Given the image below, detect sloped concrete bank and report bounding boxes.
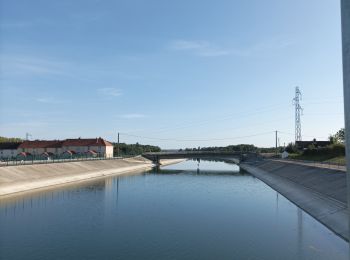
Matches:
[0,157,184,198]
[240,159,348,241]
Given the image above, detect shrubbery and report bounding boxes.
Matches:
[113,142,161,156]
[185,144,258,153]
[302,144,345,157]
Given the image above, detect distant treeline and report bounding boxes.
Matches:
[0,136,23,143]
[181,145,286,154]
[113,142,161,156]
[182,144,259,153]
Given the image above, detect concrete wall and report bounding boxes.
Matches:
[18,145,113,158]
[105,146,113,158]
[241,159,348,241]
[247,160,347,203]
[0,157,153,197]
[61,145,113,157]
[0,149,17,159]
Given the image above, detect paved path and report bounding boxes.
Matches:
[272,159,346,172]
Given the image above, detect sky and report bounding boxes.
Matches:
[0,0,345,149]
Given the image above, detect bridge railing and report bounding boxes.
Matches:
[143,151,253,156]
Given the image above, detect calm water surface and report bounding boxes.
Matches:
[0,160,348,259]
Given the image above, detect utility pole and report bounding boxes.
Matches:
[341,0,350,239]
[275,130,278,156]
[293,86,303,142]
[117,132,120,157]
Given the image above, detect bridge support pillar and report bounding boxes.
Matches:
[153,155,160,166]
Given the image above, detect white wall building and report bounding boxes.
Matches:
[18,138,114,158]
[0,142,21,159]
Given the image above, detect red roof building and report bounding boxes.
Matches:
[62,138,113,147]
[17,138,114,158]
[19,140,63,149]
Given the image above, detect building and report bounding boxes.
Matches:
[61,138,114,158]
[0,142,21,159]
[281,151,289,159]
[18,140,63,157]
[295,139,331,150]
[17,138,114,158]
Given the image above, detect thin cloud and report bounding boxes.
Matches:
[168,40,231,57]
[118,113,147,119]
[36,97,66,104]
[250,36,296,53]
[97,88,122,97]
[1,55,70,76]
[168,37,295,57]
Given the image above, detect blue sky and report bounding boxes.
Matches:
[0,0,345,149]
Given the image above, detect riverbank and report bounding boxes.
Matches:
[0,157,184,198]
[240,159,348,241]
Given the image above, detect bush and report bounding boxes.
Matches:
[329,143,345,156]
[285,142,298,153]
[302,143,345,158]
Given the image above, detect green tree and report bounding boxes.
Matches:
[285,142,298,153]
[113,142,161,156]
[334,128,345,143]
[0,136,23,143]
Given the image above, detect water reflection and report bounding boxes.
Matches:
[297,208,303,259]
[0,180,108,216]
[0,160,348,260]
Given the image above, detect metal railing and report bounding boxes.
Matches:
[0,154,131,167]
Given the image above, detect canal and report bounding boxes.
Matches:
[0,160,348,259]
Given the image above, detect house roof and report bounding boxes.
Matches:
[86,150,98,154]
[62,138,113,147]
[63,150,77,155]
[296,140,331,145]
[295,140,331,149]
[17,138,113,149]
[0,142,22,150]
[41,152,54,156]
[18,140,63,149]
[17,152,32,156]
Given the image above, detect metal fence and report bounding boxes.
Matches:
[0,155,131,167]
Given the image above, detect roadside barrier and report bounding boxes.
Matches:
[0,155,137,167]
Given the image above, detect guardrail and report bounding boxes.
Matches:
[0,155,139,167]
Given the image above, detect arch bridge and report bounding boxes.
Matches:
[142,151,258,165]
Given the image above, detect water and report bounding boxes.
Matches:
[0,160,348,259]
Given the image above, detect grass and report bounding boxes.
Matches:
[287,153,346,165]
[324,156,346,165]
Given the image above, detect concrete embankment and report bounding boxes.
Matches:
[240,159,348,241]
[0,157,184,198]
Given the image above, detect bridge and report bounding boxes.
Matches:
[142,151,258,165]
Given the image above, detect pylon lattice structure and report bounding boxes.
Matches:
[293,86,303,142]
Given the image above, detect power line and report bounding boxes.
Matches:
[119,100,342,137]
[277,131,329,140]
[119,131,274,142]
[122,103,287,135]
